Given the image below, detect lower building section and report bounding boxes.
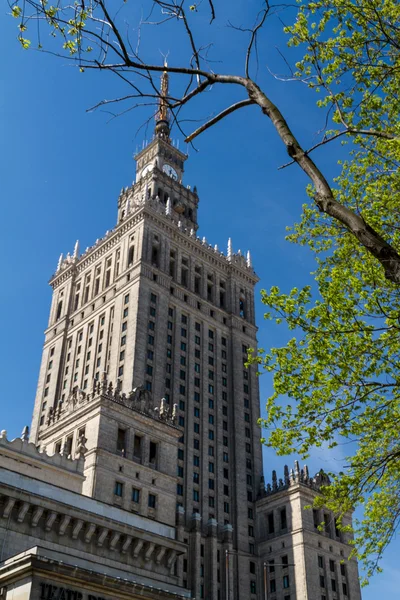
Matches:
[0,428,362,600]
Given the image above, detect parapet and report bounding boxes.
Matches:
[260,461,331,498]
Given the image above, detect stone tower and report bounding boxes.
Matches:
[30,66,263,600]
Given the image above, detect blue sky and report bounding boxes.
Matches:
[1,1,398,595]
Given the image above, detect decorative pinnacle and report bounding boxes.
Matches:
[20,425,29,442]
[166,198,172,216]
[56,253,63,272]
[73,240,79,259]
[227,238,232,260]
[246,250,252,268]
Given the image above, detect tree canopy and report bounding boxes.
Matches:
[8,0,400,580]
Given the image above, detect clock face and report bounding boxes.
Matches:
[163,163,178,180]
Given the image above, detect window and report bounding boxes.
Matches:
[247,474,252,485]
[145,380,152,391]
[149,441,158,466]
[148,335,154,345]
[248,525,254,537]
[329,560,335,572]
[283,575,290,589]
[193,472,200,484]
[209,430,214,440]
[209,496,215,508]
[194,407,200,417]
[209,462,215,473]
[250,581,256,595]
[270,580,276,593]
[193,490,199,502]
[181,328,187,337]
[320,575,325,588]
[208,445,214,456]
[179,384,186,395]
[318,556,324,569]
[194,422,200,433]
[179,416,185,427]
[124,294,129,304]
[150,293,157,303]
[223,436,228,446]
[180,370,186,380]
[342,582,348,596]
[117,428,126,454]
[178,449,184,460]
[194,455,200,466]
[133,435,142,459]
[148,494,157,508]
[209,414,214,425]
[331,579,336,592]
[281,507,287,529]
[118,365,124,376]
[282,555,288,567]
[177,484,183,496]
[209,384,214,394]
[249,562,256,575]
[114,481,123,497]
[223,452,229,463]
[209,479,215,490]
[177,466,184,477]
[195,335,201,345]
[194,439,200,450]
[132,488,140,503]
[148,321,155,331]
[267,512,275,534]
[181,342,187,351]
[224,502,230,513]
[245,428,251,438]
[340,564,346,576]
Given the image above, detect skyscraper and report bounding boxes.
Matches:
[29,67,262,600]
[23,68,362,600]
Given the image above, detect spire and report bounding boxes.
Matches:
[155,59,170,140]
[166,198,172,216]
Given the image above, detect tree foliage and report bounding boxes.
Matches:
[254,0,400,581]
[8,0,400,578]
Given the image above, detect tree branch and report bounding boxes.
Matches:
[185,98,255,142]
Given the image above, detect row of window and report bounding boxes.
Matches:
[319,575,347,595]
[114,481,157,508]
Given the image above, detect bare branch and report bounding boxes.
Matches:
[185,98,255,142]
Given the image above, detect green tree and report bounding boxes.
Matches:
[252,0,400,581]
[8,0,400,576]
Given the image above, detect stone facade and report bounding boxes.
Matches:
[257,464,361,600]
[0,68,362,600]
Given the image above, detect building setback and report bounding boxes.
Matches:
[0,68,362,600]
